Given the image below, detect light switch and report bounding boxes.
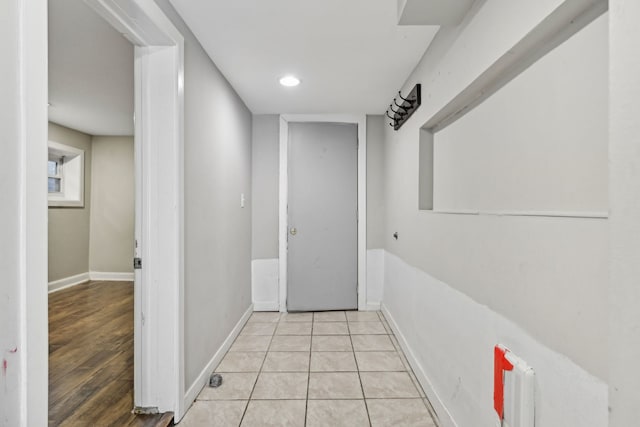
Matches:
[240,193,246,208]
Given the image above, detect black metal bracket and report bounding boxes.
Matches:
[385,84,421,131]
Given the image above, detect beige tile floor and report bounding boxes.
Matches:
[180,311,438,427]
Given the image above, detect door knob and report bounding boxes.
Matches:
[290,227,297,236]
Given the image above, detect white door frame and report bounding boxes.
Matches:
[17,0,186,420]
[279,115,368,312]
[85,0,186,418]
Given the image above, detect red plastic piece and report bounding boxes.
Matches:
[494,345,514,420]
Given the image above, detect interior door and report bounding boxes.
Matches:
[287,122,358,311]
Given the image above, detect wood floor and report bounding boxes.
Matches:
[49,281,170,426]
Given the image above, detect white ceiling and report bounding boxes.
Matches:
[48,0,134,136]
[168,0,440,114]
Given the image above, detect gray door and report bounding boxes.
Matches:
[287,122,358,312]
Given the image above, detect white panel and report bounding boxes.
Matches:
[366,249,385,307]
[251,259,279,311]
[382,250,608,427]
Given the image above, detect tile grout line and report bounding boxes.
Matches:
[347,316,373,427]
[192,311,435,426]
[304,312,314,427]
[237,312,279,426]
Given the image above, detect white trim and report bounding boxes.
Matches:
[89,271,135,281]
[365,302,381,311]
[421,209,609,219]
[251,258,280,311]
[278,117,288,312]
[48,272,90,293]
[19,0,49,423]
[278,114,367,312]
[382,303,458,427]
[84,0,185,419]
[47,140,85,207]
[183,305,253,410]
[47,272,135,293]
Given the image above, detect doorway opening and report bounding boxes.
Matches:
[45,0,186,421]
[279,115,368,313]
[286,122,359,312]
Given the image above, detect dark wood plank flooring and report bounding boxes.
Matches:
[49,281,170,426]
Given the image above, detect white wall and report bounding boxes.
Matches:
[433,16,607,213]
[609,0,640,425]
[381,2,608,426]
[153,0,253,393]
[89,135,134,274]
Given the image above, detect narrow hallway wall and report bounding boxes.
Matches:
[153,0,253,397]
[380,3,608,427]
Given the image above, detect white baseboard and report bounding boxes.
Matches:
[382,303,458,427]
[49,271,135,293]
[48,272,90,293]
[253,301,279,311]
[89,271,134,281]
[252,258,279,311]
[182,304,254,418]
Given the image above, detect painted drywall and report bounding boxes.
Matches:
[366,115,385,249]
[383,250,607,427]
[152,0,253,392]
[381,2,608,426]
[251,114,280,260]
[433,14,607,213]
[48,122,92,282]
[609,0,640,425]
[89,135,134,274]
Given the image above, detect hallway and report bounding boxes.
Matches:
[181,310,436,426]
[6,0,636,425]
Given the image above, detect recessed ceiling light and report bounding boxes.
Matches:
[279,75,300,87]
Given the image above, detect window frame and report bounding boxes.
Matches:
[47,140,85,207]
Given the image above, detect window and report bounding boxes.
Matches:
[48,141,85,207]
[47,158,62,193]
